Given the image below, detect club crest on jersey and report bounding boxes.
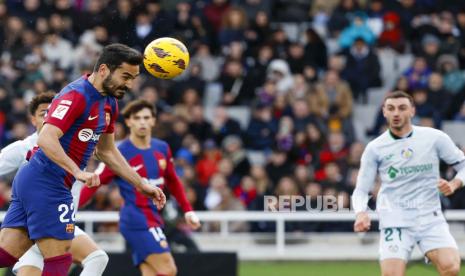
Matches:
[66,223,74,233]
[78,128,101,142]
[160,240,168,249]
[158,159,166,170]
[401,148,413,159]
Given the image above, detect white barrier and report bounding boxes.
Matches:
[1,210,464,259]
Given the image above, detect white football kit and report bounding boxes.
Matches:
[0,133,87,273]
[352,126,465,261]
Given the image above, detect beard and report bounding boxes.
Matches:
[102,74,128,99]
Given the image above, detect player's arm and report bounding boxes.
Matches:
[0,141,25,176]
[40,91,100,187]
[164,146,200,229]
[436,131,465,195]
[79,162,116,208]
[95,133,166,209]
[352,144,378,232]
[38,124,99,187]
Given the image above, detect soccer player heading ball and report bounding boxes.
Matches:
[0,44,166,275]
[352,91,465,276]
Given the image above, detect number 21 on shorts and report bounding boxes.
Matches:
[384,227,402,242]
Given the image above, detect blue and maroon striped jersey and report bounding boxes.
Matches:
[80,138,193,230]
[32,75,118,188]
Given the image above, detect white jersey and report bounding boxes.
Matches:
[0,133,82,205]
[352,126,465,228]
[0,133,38,176]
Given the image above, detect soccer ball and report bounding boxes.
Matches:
[143,37,190,79]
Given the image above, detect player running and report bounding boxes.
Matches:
[80,99,201,276]
[0,92,109,275]
[352,91,464,276]
[0,44,166,276]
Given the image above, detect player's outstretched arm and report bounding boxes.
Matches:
[95,133,166,209]
[38,124,99,187]
[164,146,200,230]
[352,144,378,232]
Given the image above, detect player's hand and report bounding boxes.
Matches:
[354,212,371,232]
[139,180,166,210]
[75,170,100,188]
[437,178,459,196]
[184,211,201,230]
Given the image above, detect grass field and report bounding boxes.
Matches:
[239,261,464,276]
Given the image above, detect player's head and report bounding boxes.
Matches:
[382,91,415,131]
[29,92,55,132]
[122,99,156,138]
[93,44,143,99]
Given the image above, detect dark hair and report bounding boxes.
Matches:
[29,92,55,115]
[383,91,414,106]
[93,43,143,72]
[121,99,156,119]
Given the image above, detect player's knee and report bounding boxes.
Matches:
[381,267,404,276]
[158,263,177,276]
[438,260,460,276]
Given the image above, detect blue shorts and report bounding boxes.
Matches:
[2,159,74,240]
[120,226,171,266]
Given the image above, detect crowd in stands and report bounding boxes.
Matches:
[1,0,465,233]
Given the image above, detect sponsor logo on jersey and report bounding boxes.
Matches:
[78,128,101,142]
[388,166,399,179]
[387,163,433,179]
[66,223,74,233]
[159,159,166,170]
[51,104,70,120]
[401,148,413,159]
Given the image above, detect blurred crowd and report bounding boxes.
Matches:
[2,0,465,233]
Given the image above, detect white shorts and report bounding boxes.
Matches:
[12,225,87,274]
[379,213,457,261]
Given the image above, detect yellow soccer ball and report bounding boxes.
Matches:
[143,37,190,79]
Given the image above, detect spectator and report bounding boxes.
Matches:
[341,37,381,103]
[304,28,327,71]
[211,105,242,145]
[314,70,353,119]
[245,102,277,151]
[222,135,251,177]
[378,11,406,53]
[196,139,222,187]
[402,56,432,91]
[219,7,248,47]
[338,12,376,49]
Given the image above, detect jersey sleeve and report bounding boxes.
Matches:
[105,98,118,134]
[0,141,26,176]
[78,162,116,207]
[164,145,193,213]
[435,130,465,184]
[44,91,86,133]
[351,143,378,213]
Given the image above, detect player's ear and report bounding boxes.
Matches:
[30,114,37,128]
[98,64,110,78]
[410,104,416,118]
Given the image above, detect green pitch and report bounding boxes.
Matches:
[240,261,464,276]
